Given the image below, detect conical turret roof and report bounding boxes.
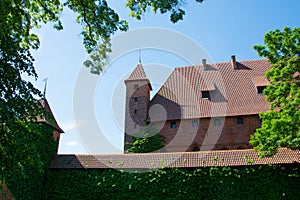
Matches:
[125,64,148,81]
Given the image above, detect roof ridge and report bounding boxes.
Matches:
[37,98,64,133]
[59,148,293,157]
[174,59,267,69]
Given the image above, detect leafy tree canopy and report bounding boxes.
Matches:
[250,27,300,157]
[126,0,203,23]
[125,126,165,153]
[0,0,203,183]
[83,0,204,74]
[0,0,62,183]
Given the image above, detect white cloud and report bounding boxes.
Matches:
[60,120,84,132]
[66,141,78,146]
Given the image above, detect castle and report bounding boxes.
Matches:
[124,55,270,152]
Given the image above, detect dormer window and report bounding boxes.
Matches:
[257,86,266,94]
[252,77,269,95]
[201,91,210,99]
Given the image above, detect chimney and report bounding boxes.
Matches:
[230,55,237,69]
[202,58,207,70]
[231,55,237,69]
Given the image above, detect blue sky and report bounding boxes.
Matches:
[30,0,300,154]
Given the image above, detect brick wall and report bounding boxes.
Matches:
[124,80,151,145]
[153,115,261,152]
[123,73,262,153]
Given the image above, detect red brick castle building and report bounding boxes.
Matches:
[124,56,270,152]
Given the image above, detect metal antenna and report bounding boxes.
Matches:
[42,78,48,99]
[138,49,142,64]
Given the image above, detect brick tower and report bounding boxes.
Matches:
[124,64,152,151]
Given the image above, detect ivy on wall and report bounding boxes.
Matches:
[2,124,58,200]
[44,164,299,200]
[1,123,299,200]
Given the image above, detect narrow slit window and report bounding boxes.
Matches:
[134,84,139,90]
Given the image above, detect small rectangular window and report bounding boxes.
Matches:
[134,84,139,90]
[201,91,210,99]
[134,97,138,102]
[257,86,266,94]
[134,109,137,114]
[214,119,221,126]
[171,122,177,129]
[192,120,199,127]
[237,117,243,124]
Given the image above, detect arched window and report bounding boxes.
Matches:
[192,146,200,151]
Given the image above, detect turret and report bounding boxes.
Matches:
[124,64,152,151]
[37,98,64,154]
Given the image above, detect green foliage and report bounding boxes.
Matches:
[43,164,300,199]
[1,0,204,187]
[64,0,128,53]
[0,0,64,184]
[83,0,204,73]
[125,125,165,153]
[3,124,58,199]
[83,39,112,75]
[125,0,204,23]
[251,27,300,156]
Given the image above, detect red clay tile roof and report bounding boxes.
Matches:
[126,64,148,81]
[252,76,269,86]
[149,59,270,121]
[37,99,64,133]
[49,148,299,169]
[125,63,153,90]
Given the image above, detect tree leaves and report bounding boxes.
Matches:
[125,125,165,153]
[125,0,203,23]
[0,0,204,185]
[0,0,62,183]
[251,27,300,156]
[83,39,112,74]
[65,0,129,53]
